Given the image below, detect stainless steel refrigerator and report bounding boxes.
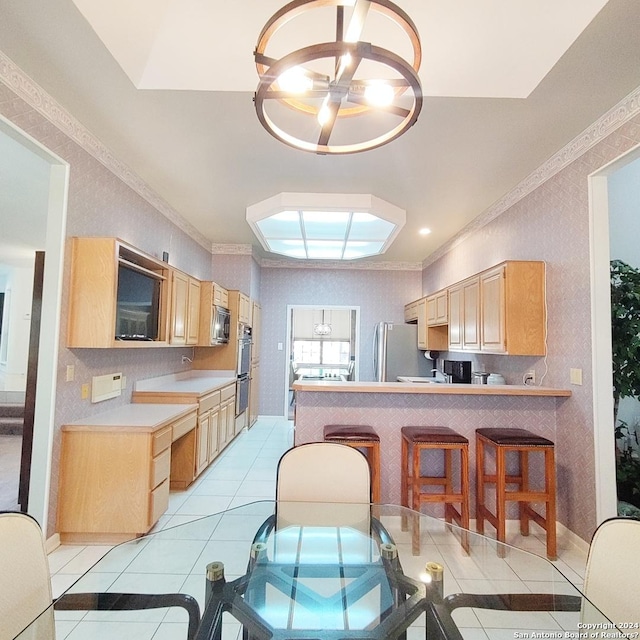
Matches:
[373,322,432,381]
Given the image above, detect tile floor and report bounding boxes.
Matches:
[46,416,589,640]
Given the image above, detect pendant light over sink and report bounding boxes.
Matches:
[253,0,423,155]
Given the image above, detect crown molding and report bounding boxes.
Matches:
[0,50,211,252]
[423,84,640,268]
[259,258,422,271]
[211,244,254,255]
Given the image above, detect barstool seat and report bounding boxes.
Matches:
[401,426,470,551]
[476,427,557,559]
[323,424,381,503]
[324,424,379,441]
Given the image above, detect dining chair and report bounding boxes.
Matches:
[433,516,640,635]
[0,511,201,640]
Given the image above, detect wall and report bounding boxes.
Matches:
[259,266,422,415]
[420,113,640,541]
[0,78,214,535]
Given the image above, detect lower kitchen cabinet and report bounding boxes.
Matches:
[57,405,197,543]
[249,363,260,427]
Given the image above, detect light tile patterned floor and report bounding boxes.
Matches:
[47,416,587,640]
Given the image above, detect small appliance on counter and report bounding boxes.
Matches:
[487,373,506,385]
[472,371,490,384]
[442,360,472,384]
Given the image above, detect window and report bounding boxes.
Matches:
[293,340,350,365]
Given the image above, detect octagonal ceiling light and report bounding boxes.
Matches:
[247,193,405,260]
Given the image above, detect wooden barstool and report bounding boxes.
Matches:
[476,427,557,560]
[323,424,381,503]
[400,426,470,550]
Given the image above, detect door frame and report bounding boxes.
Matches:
[0,114,69,528]
[589,140,640,523]
[284,304,360,418]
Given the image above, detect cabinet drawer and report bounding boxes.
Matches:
[172,410,197,442]
[199,390,221,413]
[152,426,172,456]
[151,447,171,489]
[221,384,235,402]
[149,479,169,526]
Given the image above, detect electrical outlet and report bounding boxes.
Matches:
[523,370,535,385]
[81,383,89,399]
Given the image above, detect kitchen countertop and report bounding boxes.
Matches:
[134,370,237,394]
[63,403,197,432]
[292,380,571,397]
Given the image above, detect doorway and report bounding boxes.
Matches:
[589,141,640,523]
[0,115,68,525]
[284,305,360,419]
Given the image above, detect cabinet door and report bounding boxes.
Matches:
[416,298,428,349]
[226,398,236,442]
[462,278,480,350]
[186,278,201,345]
[170,270,189,345]
[208,407,220,463]
[251,302,261,363]
[219,401,229,449]
[196,411,210,476]
[435,292,448,324]
[426,296,437,325]
[249,363,259,427]
[404,301,418,323]
[448,285,463,350]
[480,266,506,353]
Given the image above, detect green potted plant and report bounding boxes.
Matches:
[610,259,640,509]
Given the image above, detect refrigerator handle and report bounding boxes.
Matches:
[373,324,378,380]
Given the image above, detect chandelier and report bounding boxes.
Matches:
[253,0,423,155]
[313,310,332,335]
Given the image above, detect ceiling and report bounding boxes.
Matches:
[1,0,640,265]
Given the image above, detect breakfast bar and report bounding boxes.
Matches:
[293,380,571,511]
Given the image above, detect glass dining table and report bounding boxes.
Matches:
[14,501,615,640]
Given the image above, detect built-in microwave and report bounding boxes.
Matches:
[210,305,230,345]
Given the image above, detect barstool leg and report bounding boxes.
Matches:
[545,447,557,560]
[519,450,530,536]
[401,436,408,508]
[460,445,470,553]
[444,449,453,524]
[371,443,381,503]
[476,437,485,535]
[495,446,507,556]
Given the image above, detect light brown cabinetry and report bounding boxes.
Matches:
[236,292,252,326]
[57,406,197,543]
[404,300,418,323]
[169,270,200,345]
[447,261,545,355]
[133,382,237,480]
[426,290,448,326]
[213,283,229,307]
[67,237,170,348]
[416,298,428,349]
[249,362,260,427]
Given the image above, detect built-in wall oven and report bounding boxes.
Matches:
[236,323,252,416]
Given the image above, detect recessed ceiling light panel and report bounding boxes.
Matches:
[247,192,405,260]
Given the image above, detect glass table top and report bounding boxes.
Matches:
[14,501,615,640]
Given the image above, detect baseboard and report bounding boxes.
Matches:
[45,532,60,554]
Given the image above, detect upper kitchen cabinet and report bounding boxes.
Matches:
[212,283,228,308]
[415,297,448,352]
[480,261,546,355]
[168,269,200,346]
[237,292,252,326]
[251,301,261,364]
[448,261,546,356]
[426,290,448,326]
[67,237,170,348]
[447,277,480,351]
[198,281,231,347]
[404,300,419,323]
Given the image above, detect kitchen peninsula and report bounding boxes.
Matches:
[293,380,570,507]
